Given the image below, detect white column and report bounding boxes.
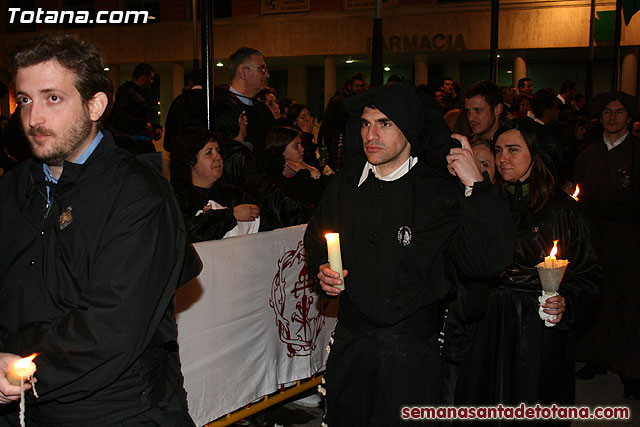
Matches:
[414,53,428,86]
[621,47,639,96]
[513,55,526,88]
[324,57,337,111]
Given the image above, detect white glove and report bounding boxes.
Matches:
[538,291,558,327]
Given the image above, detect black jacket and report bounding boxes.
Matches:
[0,131,201,425]
[172,181,255,243]
[304,160,516,326]
[219,139,313,229]
[215,90,275,158]
[110,80,161,136]
[163,88,207,152]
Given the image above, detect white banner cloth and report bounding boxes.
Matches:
[176,225,338,426]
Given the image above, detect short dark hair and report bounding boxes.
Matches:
[284,103,309,128]
[132,63,154,79]
[229,47,263,79]
[518,78,531,90]
[256,87,278,104]
[214,102,243,141]
[532,90,558,119]
[465,80,503,108]
[265,126,300,156]
[188,68,203,86]
[8,32,112,118]
[277,96,295,117]
[441,77,454,86]
[559,80,577,95]
[264,126,301,174]
[170,127,220,185]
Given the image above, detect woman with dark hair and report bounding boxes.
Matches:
[277,96,295,121]
[170,127,260,242]
[454,118,601,411]
[284,103,320,169]
[257,87,281,121]
[264,126,327,211]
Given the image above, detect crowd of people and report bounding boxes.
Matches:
[0,32,638,427]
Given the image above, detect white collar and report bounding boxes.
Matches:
[358,156,417,187]
[603,131,629,151]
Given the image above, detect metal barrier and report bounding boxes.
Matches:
[206,375,323,427]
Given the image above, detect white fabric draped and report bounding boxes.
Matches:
[176,225,338,426]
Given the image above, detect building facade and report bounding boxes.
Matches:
[1,0,639,121]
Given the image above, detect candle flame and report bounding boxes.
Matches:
[571,184,580,201]
[14,353,37,369]
[325,232,339,242]
[549,240,558,258]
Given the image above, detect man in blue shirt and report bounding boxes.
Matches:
[0,33,200,426]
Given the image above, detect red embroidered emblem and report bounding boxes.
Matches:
[269,240,328,357]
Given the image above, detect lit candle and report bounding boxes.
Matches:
[324,233,345,290]
[544,240,559,268]
[6,354,37,386]
[571,184,580,201]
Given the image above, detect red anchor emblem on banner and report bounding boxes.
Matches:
[269,240,329,357]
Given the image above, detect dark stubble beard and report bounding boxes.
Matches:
[28,110,93,166]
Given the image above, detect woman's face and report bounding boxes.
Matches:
[472,144,496,183]
[191,140,223,188]
[494,129,532,183]
[294,108,311,129]
[519,98,532,114]
[264,93,281,120]
[283,136,304,163]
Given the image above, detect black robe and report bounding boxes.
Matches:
[0,132,201,426]
[304,161,515,426]
[172,181,255,243]
[218,139,312,229]
[454,186,601,413]
[574,134,640,380]
[214,90,275,159]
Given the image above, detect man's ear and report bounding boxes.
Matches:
[494,102,503,116]
[88,92,109,122]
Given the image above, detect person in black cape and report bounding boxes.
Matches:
[303,80,516,426]
[452,118,601,423]
[574,92,640,399]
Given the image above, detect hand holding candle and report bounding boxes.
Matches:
[0,353,34,405]
[536,240,569,327]
[6,354,37,386]
[324,233,345,291]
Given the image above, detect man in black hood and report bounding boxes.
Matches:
[304,80,515,426]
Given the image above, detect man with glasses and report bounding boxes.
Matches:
[216,47,275,159]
